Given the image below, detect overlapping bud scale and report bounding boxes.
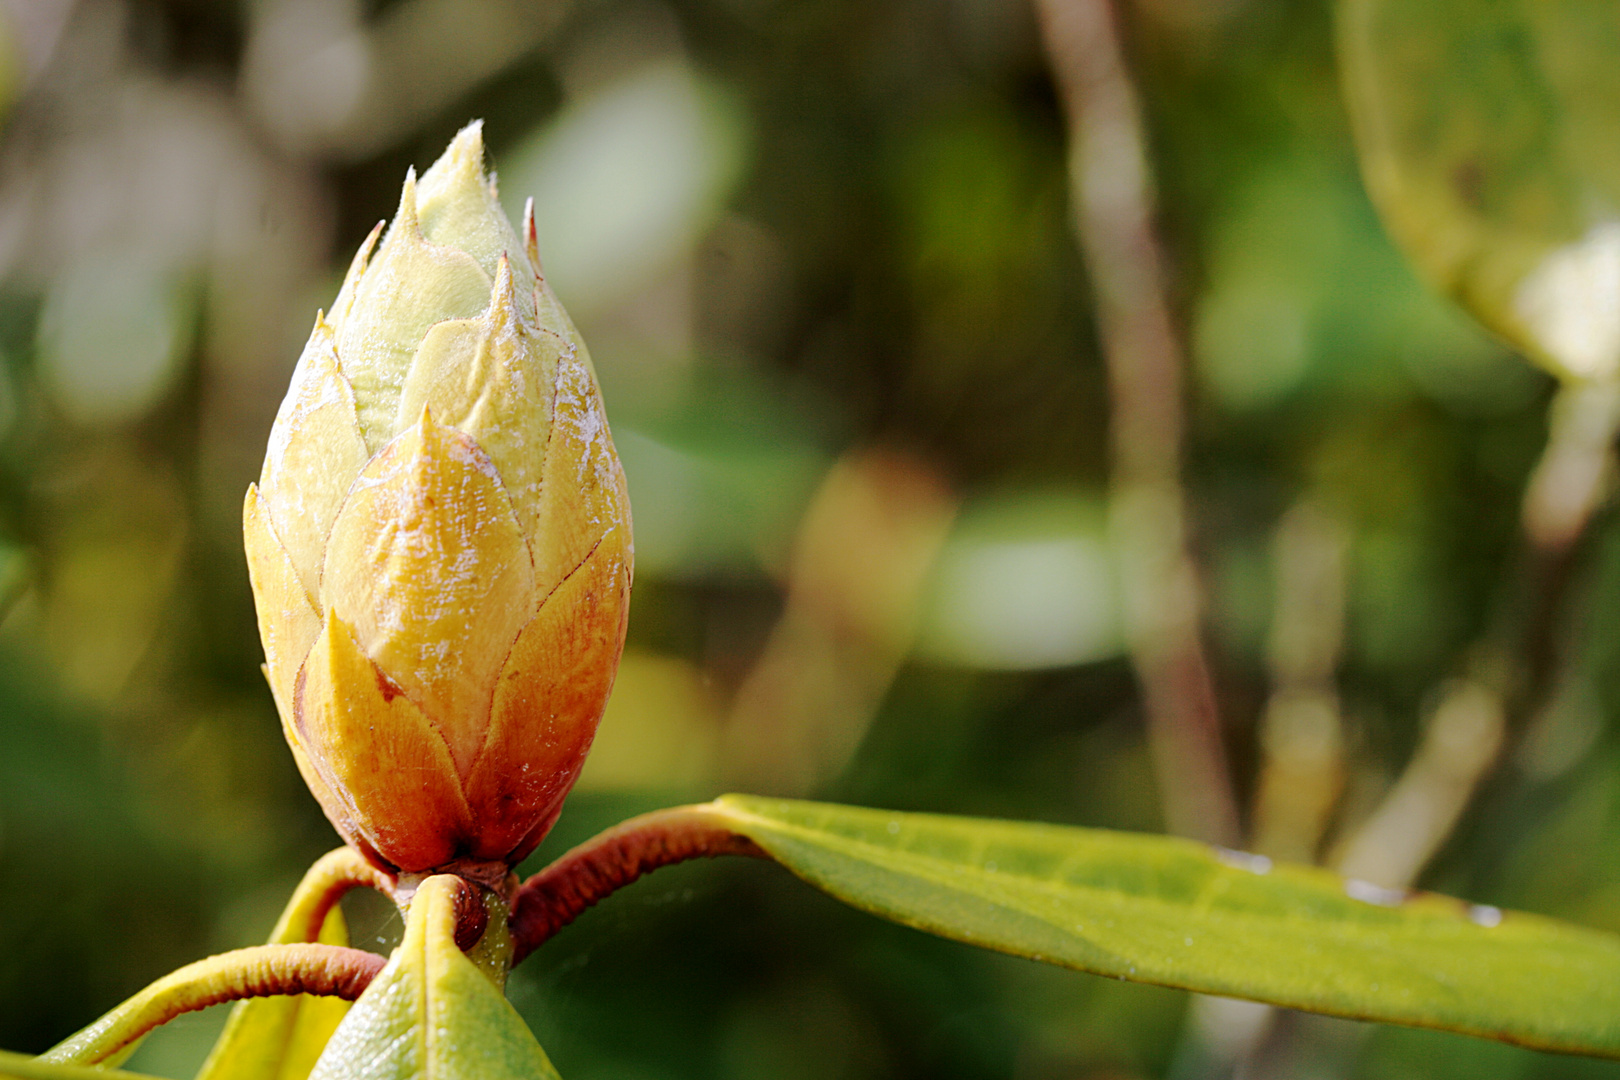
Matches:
[243,124,632,881]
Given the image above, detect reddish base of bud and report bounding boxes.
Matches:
[392,858,518,900]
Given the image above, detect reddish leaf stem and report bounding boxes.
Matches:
[509,806,765,965]
[42,944,386,1066]
[280,846,394,944]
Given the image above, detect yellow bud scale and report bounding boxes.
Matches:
[244,123,633,884]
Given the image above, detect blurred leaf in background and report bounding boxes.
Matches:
[1339,0,1620,381]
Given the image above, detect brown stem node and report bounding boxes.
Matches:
[452,877,491,952]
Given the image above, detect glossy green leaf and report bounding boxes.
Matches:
[0,1049,161,1080]
[1337,0,1620,380]
[309,876,560,1080]
[706,795,1620,1057]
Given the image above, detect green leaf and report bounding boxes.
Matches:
[0,1049,162,1080]
[309,877,560,1080]
[1337,0,1620,380]
[707,795,1620,1057]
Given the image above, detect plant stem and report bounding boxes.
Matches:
[1332,379,1619,889]
[1251,500,1350,865]
[40,944,385,1067]
[1033,0,1240,846]
[272,846,394,944]
[509,805,764,965]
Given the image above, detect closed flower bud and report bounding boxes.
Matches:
[243,123,632,883]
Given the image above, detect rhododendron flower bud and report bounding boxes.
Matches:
[243,123,632,884]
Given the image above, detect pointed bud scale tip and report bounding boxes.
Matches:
[329,222,384,332]
[396,168,421,236]
[522,198,542,273]
[489,255,519,328]
[244,123,632,883]
[427,121,486,186]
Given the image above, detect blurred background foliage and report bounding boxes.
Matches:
[0,0,1613,1078]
